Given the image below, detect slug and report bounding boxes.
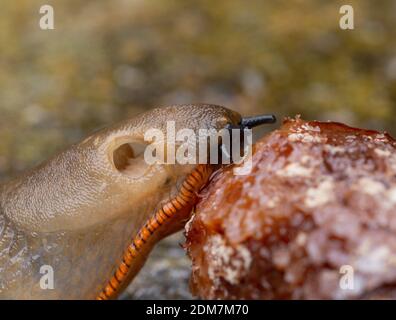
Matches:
[0,104,275,299]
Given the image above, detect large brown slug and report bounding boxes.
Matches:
[0,104,250,299]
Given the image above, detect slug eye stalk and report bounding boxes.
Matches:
[222,114,277,164]
[240,114,277,129]
[226,114,276,130]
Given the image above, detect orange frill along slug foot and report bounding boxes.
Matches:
[185,116,396,300]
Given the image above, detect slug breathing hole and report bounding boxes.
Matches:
[113,142,148,173]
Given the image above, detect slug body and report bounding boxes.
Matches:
[0,104,241,299]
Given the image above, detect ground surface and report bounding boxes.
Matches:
[121,232,193,300]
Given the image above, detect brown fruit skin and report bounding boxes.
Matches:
[185,117,396,299]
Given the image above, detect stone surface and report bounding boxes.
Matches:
[122,232,193,300]
[186,118,396,299]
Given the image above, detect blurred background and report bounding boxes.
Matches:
[1,0,395,298]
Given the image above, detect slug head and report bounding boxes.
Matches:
[2,104,242,233]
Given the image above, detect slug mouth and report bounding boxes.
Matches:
[112,141,150,178]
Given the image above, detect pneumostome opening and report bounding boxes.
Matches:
[113,142,149,177]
